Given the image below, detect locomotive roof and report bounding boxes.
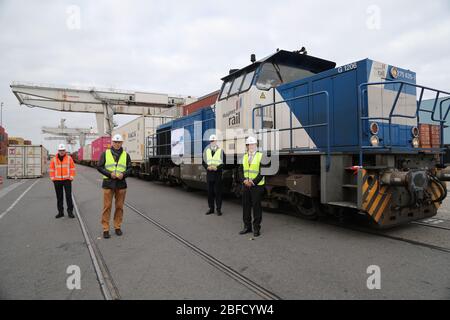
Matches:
[221,50,336,81]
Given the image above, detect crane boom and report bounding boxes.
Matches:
[10,83,196,135]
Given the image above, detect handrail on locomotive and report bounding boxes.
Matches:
[357,81,450,167]
[251,91,331,171]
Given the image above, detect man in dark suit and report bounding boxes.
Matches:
[203,135,225,216]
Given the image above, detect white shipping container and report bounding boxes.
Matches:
[7,145,48,179]
[83,144,92,161]
[113,116,169,162]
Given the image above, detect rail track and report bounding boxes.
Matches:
[72,194,121,300]
[75,170,282,300]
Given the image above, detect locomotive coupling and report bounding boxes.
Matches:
[380,170,428,188]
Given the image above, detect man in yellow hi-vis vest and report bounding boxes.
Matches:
[239,136,265,237]
[203,134,225,216]
[97,134,132,239]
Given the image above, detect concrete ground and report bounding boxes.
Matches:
[0,165,449,300]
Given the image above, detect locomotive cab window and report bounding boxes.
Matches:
[256,63,282,90]
[219,80,232,100]
[256,62,318,90]
[241,70,255,92]
[219,70,256,100]
[229,74,245,96]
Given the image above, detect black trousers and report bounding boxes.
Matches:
[242,185,264,231]
[207,179,223,211]
[53,180,74,214]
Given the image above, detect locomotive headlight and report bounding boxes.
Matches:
[370,135,380,147]
[411,126,419,138]
[370,122,379,135]
[412,137,420,148]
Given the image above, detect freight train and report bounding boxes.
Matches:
[139,49,450,228]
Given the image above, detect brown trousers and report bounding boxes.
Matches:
[102,188,127,231]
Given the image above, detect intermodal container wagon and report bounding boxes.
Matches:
[78,147,84,162]
[83,144,92,162]
[113,116,170,163]
[92,136,111,162]
[149,107,215,159]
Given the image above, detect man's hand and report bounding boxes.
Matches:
[117,173,124,180]
[110,172,117,179]
[211,166,217,171]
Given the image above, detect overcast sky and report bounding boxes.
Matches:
[0,0,449,153]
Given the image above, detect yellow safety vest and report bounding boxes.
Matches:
[103,149,127,179]
[243,152,265,186]
[206,147,223,166]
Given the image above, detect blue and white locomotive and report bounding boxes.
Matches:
[145,49,450,228]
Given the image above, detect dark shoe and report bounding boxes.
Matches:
[103,231,111,239]
[216,209,222,216]
[115,229,123,236]
[205,210,214,215]
[239,228,252,235]
[68,212,75,219]
[55,213,64,219]
[253,230,261,237]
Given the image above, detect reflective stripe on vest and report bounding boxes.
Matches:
[52,156,72,180]
[103,149,127,179]
[206,148,223,166]
[243,152,265,186]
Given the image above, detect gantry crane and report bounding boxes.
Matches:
[11,83,196,135]
[41,119,97,147]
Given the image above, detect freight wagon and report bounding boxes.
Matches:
[113,116,172,176]
[143,49,450,229]
[92,136,111,164]
[144,107,216,186]
[82,144,92,166]
[7,145,48,179]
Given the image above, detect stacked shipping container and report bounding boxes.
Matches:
[182,91,219,116]
[8,136,25,145]
[0,126,8,164]
[419,124,441,149]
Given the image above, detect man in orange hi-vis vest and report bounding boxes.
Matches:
[49,144,76,219]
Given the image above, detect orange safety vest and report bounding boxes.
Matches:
[49,155,76,181]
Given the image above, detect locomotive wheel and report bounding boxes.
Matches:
[290,193,320,220]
